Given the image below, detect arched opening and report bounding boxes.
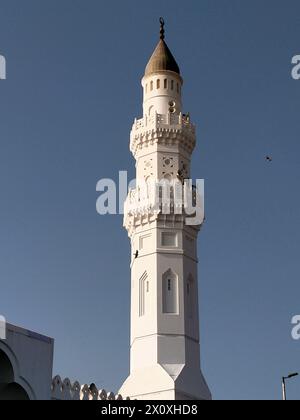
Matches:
[0,383,29,401]
[0,350,14,383]
[0,350,29,401]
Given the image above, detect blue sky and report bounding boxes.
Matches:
[0,0,300,400]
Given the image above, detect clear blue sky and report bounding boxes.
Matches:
[0,0,299,400]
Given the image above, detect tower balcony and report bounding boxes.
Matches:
[123,183,201,235]
[130,112,196,156]
[133,112,195,134]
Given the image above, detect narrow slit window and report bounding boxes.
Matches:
[157,79,160,89]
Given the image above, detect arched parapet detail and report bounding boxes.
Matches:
[89,384,99,400]
[51,376,129,400]
[98,389,107,400]
[61,378,72,400]
[80,384,90,400]
[51,375,63,400]
[72,381,81,400]
[107,391,115,400]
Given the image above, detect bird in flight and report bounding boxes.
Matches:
[265,156,273,162]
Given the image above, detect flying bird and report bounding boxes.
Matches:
[266,156,273,162]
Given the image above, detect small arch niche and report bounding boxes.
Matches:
[162,269,178,314]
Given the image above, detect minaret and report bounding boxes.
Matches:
[119,19,211,401]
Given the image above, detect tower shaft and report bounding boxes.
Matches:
[119,21,211,401]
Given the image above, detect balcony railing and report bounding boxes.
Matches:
[132,112,195,134]
[124,182,199,218]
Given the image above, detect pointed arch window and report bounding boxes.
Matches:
[162,269,178,314]
[139,271,148,317]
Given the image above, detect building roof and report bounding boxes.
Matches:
[144,18,180,77]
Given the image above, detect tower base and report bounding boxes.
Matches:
[119,364,211,401]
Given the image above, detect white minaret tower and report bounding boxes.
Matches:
[119,19,211,401]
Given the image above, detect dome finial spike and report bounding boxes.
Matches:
[159,17,165,40]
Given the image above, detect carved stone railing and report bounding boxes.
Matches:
[51,376,129,401]
[130,112,196,156]
[133,112,195,135]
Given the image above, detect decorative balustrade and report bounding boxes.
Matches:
[124,182,198,219]
[132,112,195,134]
[51,376,129,401]
[130,112,196,156]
